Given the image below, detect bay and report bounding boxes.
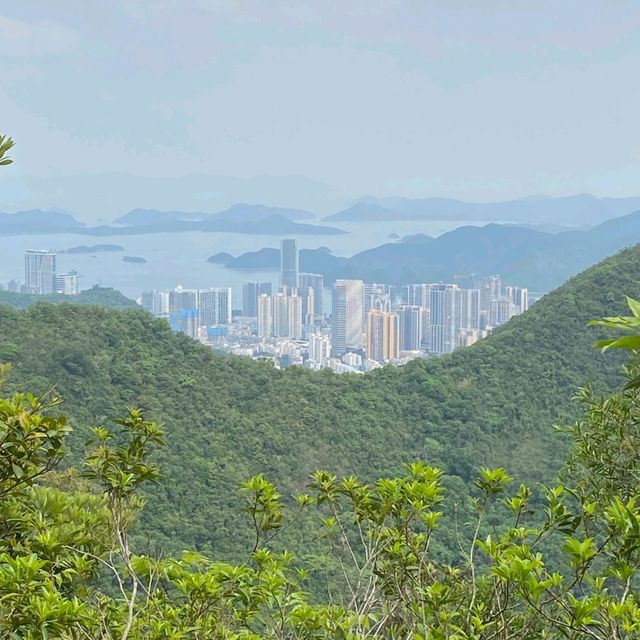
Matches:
[0,219,489,305]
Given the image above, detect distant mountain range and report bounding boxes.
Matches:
[0,206,344,236]
[216,209,640,291]
[325,194,640,226]
[114,203,315,226]
[0,209,86,233]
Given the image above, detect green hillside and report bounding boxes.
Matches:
[0,285,139,310]
[0,246,638,560]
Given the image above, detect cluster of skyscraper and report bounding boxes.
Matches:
[253,239,324,340]
[141,286,232,340]
[330,276,528,364]
[141,238,530,372]
[18,250,79,295]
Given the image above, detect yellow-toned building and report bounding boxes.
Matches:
[366,309,399,363]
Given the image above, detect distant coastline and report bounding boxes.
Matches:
[63,244,123,254]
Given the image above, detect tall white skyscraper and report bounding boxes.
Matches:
[280,239,298,290]
[272,293,290,337]
[332,279,364,356]
[257,294,272,337]
[288,293,303,339]
[428,284,458,354]
[24,249,56,295]
[456,288,481,331]
[198,288,232,326]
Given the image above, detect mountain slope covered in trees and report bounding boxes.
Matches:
[0,247,638,560]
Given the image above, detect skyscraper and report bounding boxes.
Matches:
[280,239,298,290]
[299,286,315,327]
[428,284,458,354]
[505,286,529,314]
[198,288,232,326]
[399,305,423,351]
[242,282,272,317]
[366,309,399,363]
[332,279,364,356]
[456,288,480,331]
[299,272,324,315]
[257,294,272,337]
[272,292,290,337]
[489,298,516,327]
[24,249,56,295]
[171,286,198,312]
[365,283,392,314]
[288,293,303,339]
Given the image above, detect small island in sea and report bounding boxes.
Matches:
[207,252,233,264]
[64,244,124,253]
[122,255,147,264]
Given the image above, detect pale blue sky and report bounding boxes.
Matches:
[1,1,639,212]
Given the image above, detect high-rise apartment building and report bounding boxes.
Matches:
[456,288,480,331]
[299,272,324,315]
[198,288,232,326]
[505,286,529,314]
[242,282,272,317]
[257,294,272,337]
[489,298,516,327]
[365,283,392,314]
[171,286,198,312]
[55,271,79,296]
[428,284,458,354]
[308,333,331,365]
[280,239,298,290]
[332,279,364,356]
[403,284,431,310]
[366,309,399,363]
[399,305,423,351]
[142,290,170,316]
[288,293,303,339]
[24,249,56,295]
[272,293,290,337]
[299,286,315,327]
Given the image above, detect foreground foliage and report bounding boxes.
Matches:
[0,298,640,637]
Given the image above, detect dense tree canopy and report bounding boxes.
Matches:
[1,294,640,637]
[0,246,638,564]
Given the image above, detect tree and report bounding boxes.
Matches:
[2,297,640,636]
[0,134,15,166]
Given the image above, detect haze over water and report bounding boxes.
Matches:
[0,219,488,303]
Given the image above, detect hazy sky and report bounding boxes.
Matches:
[1,0,639,203]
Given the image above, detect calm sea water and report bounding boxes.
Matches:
[0,219,488,305]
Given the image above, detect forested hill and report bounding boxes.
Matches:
[0,285,139,310]
[0,246,638,560]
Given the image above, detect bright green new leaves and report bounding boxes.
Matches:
[0,134,14,166]
[0,366,71,498]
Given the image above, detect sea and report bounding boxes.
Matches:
[0,219,489,306]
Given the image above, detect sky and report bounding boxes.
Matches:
[1,1,639,217]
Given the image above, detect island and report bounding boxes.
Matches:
[207,252,234,264]
[64,244,124,254]
[122,256,147,264]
